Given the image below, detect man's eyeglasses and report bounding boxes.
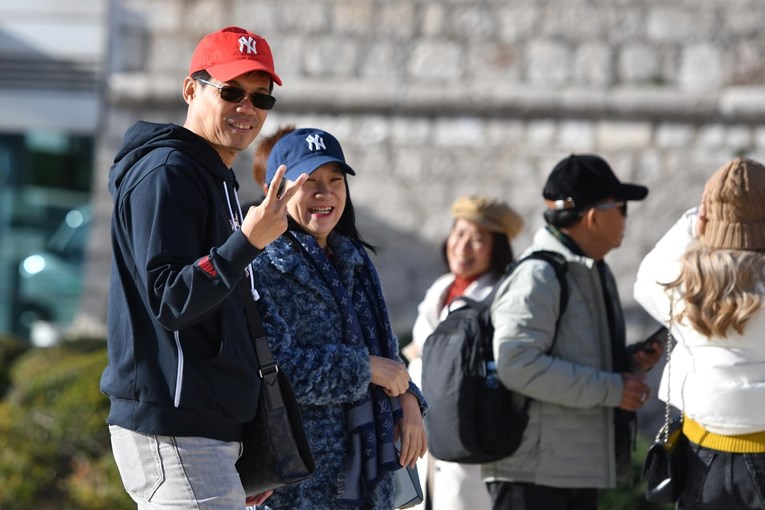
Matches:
[593,201,628,216]
[197,78,276,110]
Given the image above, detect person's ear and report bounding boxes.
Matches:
[581,207,599,230]
[182,77,196,105]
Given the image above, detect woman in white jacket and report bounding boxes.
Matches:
[634,157,765,509]
[403,195,523,510]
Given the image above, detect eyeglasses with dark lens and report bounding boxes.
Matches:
[593,201,628,216]
[197,78,276,110]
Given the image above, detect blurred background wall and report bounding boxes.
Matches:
[3,0,765,354]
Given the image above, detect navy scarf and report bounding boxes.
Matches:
[288,231,403,506]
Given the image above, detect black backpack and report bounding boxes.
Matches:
[421,250,569,464]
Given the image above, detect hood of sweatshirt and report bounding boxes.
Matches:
[109,121,236,196]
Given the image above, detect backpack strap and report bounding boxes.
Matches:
[494,250,569,355]
[521,250,569,352]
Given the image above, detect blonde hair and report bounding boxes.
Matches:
[664,243,765,338]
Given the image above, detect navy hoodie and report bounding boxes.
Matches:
[101,121,262,441]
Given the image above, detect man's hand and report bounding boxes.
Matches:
[619,373,651,411]
[241,165,307,249]
[632,341,664,372]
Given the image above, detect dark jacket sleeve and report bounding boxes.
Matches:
[117,162,260,331]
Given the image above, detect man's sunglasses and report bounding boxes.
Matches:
[197,78,276,110]
[593,201,628,216]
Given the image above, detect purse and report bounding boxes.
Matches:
[642,318,688,504]
[235,281,316,496]
[392,462,424,509]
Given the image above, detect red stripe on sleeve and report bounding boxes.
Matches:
[197,256,217,278]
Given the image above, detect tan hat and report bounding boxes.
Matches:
[451,195,524,240]
[701,157,765,250]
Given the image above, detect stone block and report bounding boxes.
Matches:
[445,5,497,40]
[379,2,417,38]
[647,7,713,42]
[619,45,661,84]
[559,121,595,151]
[333,2,375,35]
[573,43,613,87]
[434,117,485,148]
[466,43,521,80]
[655,123,694,148]
[408,41,464,80]
[498,5,540,42]
[360,43,402,81]
[526,41,572,86]
[422,5,445,37]
[679,44,723,92]
[596,121,652,150]
[527,120,557,146]
[302,37,360,77]
[391,118,432,146]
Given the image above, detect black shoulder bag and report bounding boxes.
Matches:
[235,280,316,496]
[642,314,687,503]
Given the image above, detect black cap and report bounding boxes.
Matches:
[542,154,648,211]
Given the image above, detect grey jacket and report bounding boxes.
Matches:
[482,226,627,489]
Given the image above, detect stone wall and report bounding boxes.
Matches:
[79,0,765,343]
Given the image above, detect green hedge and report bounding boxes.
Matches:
[0,338,131,510]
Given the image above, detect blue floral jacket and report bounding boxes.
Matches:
[251,232,426,510]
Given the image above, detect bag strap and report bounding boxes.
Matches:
[522,250,569,353]
[238,278,285,411]
[488,250,569,354]
[659,301,676,442]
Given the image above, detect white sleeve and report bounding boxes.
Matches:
[634,207,698,323]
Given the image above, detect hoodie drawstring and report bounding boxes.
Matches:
[222,182,260,301]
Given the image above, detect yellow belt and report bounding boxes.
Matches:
[683,416,765,453]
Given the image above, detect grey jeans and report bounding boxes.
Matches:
[109,425,246,509]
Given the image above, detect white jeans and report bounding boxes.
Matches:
[109,425,246,509]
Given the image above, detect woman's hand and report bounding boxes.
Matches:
[370,355,410,396]
[395,392,427,468]
[245,490,273,507]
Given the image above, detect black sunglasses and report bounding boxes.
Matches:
[197,78,276,110]
[593,201,628,217]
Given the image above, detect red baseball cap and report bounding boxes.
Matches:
[188,26,282,86]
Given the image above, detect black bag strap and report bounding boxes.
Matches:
[238,278,284,411]
[523,250,569,353]
[488,250,569,354]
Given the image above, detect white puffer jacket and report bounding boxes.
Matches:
[634,208,765,435]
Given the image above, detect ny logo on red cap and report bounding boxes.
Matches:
[238,35,258,55]
[305,134,326,151]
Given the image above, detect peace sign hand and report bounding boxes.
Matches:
[241,165,307,249]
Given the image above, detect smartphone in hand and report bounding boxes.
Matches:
[636,326,670,353]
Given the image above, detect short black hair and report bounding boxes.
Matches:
[543,208,583,229]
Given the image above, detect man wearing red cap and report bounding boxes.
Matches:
[101,27,307,508]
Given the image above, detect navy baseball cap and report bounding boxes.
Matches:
[543,154,648,211]
[265,128,356,186]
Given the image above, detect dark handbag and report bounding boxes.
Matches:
[236,282,315,496]
[643,416,688,503]
[642,319,687,503]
